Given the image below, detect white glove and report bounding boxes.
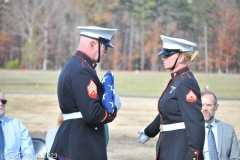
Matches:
[137,129,150,144]
[114,92,121,111]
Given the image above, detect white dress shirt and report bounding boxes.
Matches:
[1,116,36,160]
[203,118,220,160]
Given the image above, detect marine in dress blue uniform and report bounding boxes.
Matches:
[50,26,120,160]
[138,35,205,160]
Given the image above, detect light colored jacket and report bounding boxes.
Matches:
[216,119,240,160]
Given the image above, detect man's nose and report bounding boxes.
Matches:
[201,105,207,110]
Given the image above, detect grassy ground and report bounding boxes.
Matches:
[1,70,240,159]
[0,70,240,98]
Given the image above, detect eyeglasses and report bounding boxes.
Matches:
[0,99,7,104]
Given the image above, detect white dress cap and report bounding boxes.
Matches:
[77,26,117,48]
[159,35,197,55]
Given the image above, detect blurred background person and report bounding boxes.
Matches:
[45,112,63,160]
[201,91,240,160]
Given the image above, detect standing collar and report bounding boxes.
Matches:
[171,67,189,78]
[75,51,97,69]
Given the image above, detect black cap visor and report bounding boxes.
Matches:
[80,34,114,48]
[158,48,181,56]
[99,37,114,48]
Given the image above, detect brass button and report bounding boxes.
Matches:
[194,152,197,154]
[193,158,196,160]
[95,127,98,130]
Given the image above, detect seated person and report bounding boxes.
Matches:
[0,90,36,160]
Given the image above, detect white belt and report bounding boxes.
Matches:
[63,112,83,121]
[160,122,185,132]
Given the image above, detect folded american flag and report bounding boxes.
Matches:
[101,71,115,114]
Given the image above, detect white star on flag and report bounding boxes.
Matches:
[109,102,114,108]
[103,93,107,101]
[108,85,113,91]
[110,72,114,76]
[101,76,108,84]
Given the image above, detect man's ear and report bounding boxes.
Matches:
[215,103,219,111]
[90,41,95,49]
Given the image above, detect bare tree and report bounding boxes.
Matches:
[35,0,59,70]
[3,0,46,69]
[54,0,87,69]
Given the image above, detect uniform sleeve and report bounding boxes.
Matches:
[144,115,161,138]
[19,122,37,160]
[177,80,205,160]
[72,68,117,125]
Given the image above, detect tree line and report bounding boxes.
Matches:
[0,0,239,73]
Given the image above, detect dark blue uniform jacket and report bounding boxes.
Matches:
[145,67,205,160]
[50,51,117,160]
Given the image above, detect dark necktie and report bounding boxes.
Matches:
[207,124,218,160]
[0,121,4,160]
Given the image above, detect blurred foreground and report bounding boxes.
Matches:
[5,95,240,160]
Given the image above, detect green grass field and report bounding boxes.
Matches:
[1,70,240,160]
[0,69,240,99]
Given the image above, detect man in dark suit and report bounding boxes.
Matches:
[201,91,240,160]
